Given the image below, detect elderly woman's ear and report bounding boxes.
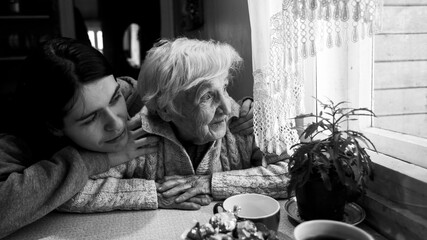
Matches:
[157,107,173,122]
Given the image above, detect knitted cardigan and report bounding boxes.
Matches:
[58,100,290,213]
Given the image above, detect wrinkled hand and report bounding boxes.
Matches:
[157,175,212,204]
[229,98,253,135]
[107,116,159,167]
[157,191,212,210]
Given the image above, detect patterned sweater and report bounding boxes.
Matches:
[58,101,290,213]
[0,77,140,239]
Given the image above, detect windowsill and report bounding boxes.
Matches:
[361,127,427,169]
[357,150,427,240]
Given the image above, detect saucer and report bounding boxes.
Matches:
[284,197,366,225]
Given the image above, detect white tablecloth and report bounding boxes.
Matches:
[4,200,387,240]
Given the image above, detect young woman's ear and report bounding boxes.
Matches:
[46,122,64,137]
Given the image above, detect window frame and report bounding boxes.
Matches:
[304,33,427,170]
[304,30,427,240]
[348,36,427,170]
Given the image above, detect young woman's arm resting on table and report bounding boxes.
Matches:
[0,135,110,239]
[0,38,150,238]
[0,77,148,236]
[56,114,160,213]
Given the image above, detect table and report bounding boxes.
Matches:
[4,200,388,240]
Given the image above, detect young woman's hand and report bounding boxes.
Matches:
[156,175,212,205]
[229,98,254,135]
[107,116,159,167]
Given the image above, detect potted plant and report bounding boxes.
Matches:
[287,99,376,221]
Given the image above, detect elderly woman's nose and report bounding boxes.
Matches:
[217,94,231,115]
[104,109,124,132]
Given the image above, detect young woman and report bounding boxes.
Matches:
[0,37,253,238]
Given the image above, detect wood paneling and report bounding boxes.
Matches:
[374,61,427,89]
[360,151,427,240]
[365,2,427,237]
[373,3,427,138]
[373,1,427,138]
[375,34,427,61]
[374,88,426,114]
[362,192,427,240]
[380,6,427,34]
[366,158,427,215]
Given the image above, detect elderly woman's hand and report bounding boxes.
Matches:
[107,116,159,167]
[157,193,211,210]
[157,175,212,204]
[229,98,253,135]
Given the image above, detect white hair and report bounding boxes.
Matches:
[137,37,242,115]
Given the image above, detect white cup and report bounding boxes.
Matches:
[213,193,281,231]
[294,220,374,240]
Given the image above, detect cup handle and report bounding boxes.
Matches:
[213,202,224,214]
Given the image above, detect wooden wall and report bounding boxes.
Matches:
[374,0,427,138]
[361,149,427,240]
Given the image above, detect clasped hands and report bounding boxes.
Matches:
[156,175,213,210]
[150,99,253,210]
[110,99,253,208]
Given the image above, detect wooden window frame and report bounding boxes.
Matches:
[303,31,427,240]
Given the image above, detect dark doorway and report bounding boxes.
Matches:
[99,0,161,79]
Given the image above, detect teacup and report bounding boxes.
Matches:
[294,220,374,240]
[213,193,280,231]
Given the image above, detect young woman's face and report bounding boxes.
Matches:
[169,76,231,145]
[60,75,129,153]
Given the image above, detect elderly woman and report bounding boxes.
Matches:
[59,38,289,212]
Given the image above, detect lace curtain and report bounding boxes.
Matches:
[248,0,383,155]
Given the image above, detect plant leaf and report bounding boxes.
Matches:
[289,97,376,197]
[293,113,316,119]
[346,130,377,151]
[302,123,320,139]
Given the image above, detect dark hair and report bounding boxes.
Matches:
[11,37,114,159]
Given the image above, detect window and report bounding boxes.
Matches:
[307,2,427,235]
[248,0,427,237]
[86,21,103,53]
[357,0,427,170]
[374,2,427,139]
[308,2,427,170]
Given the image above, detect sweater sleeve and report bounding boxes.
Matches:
[0,134,109,239]
[56,177,158,212]
[211,161,290,200]
[117,76,143,117]
[57,155,159,213]
[212,117,290,200]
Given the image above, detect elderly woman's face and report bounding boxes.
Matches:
[170,76,231,145]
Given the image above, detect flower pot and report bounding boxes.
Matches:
[295,171,346,221]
